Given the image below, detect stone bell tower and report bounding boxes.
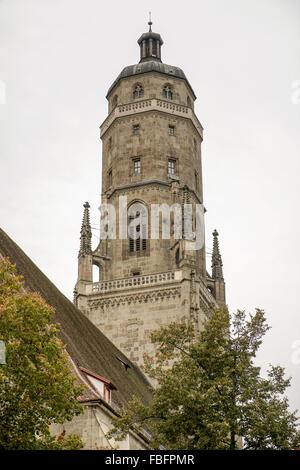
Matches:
[74,22,226,366]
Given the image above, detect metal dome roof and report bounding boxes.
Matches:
[106,60,196,99]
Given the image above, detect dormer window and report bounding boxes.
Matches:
[133,84,144,99]
[163,85,173,100]
[78,366,116,404]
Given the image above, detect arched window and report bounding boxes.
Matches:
[163,84,173,100]
[128,203,148,253]
[92,264,101,282]
[207,285,214,296]
[133,84,144,99]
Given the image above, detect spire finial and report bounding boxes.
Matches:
[212,229,224,281]
[79,201,92,256]
[148,12,152,31]
[138,17,163,63]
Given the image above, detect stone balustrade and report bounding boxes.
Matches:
[100,98,203,138]
[88,270,182,295]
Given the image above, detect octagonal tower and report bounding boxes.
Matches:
[74,24,225,367]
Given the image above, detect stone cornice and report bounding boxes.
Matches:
[100,98,203,139]
[88,287,182,309]
[79,269,216,316]
[105,179,203,205]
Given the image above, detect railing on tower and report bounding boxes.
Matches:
[100,98,203,138]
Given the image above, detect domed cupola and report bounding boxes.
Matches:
[106,19,196,100]
[137,19,163,62]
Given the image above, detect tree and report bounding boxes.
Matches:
[108,308,300,450]
[0,258,84,450]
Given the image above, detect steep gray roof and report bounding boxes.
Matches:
[106,60,196,99]
[0,228,152,408]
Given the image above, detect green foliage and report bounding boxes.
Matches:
[0,258,84,450]
[108,308,300,450]
[32,432,84,450]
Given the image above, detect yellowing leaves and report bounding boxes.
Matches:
[0,258,83,450]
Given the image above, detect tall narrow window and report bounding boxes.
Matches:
[108,137,112,149]
[175,248,180,265]
[168,159,176,175]
[168,125,175,136]
[136,224,140,251]
[133,84,144,99]
[163,85,173,100]
[152,41,157,56]
[129,215,134,252]
[108,169,112,187]
[128,209,147,253]
[133,124,140,136]
[142,223,147,251]
[133,158,141,174]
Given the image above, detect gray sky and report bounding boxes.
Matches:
[1,0,300,412]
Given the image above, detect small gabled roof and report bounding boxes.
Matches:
[78,365,117,390]
[0,228,153,408]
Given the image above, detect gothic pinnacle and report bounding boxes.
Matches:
[212,229,224,281]
[79,201,92,256]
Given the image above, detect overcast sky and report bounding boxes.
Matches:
[1,0,300,412]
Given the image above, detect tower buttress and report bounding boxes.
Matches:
[211,229,226,306]
[77,202,93,283]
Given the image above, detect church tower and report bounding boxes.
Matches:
[74,22,226,365]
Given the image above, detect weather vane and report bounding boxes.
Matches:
[148,12,152,31]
